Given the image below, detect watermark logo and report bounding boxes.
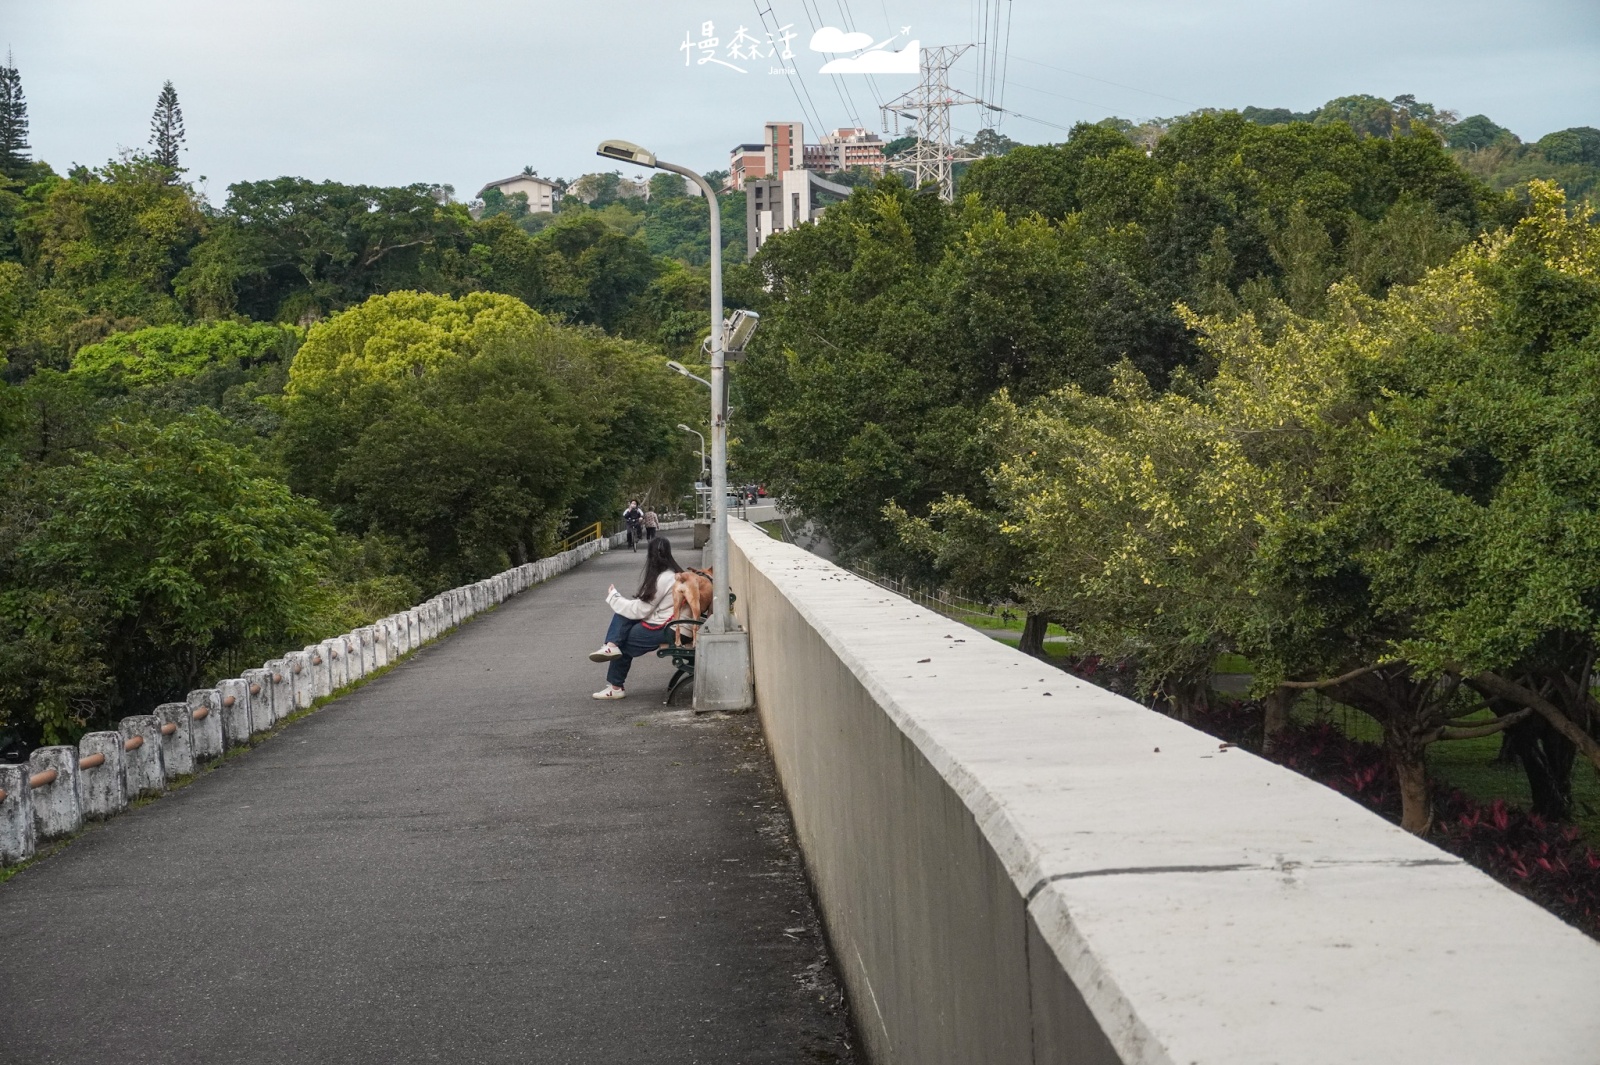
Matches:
[677,20,915,75]
[679,20,797,74]
[813,27,919,74]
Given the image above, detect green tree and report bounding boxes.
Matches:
[148,81,186,175]
[8,156,206,371]
[71,320,300,390]
[3,412,332,734]
[1449,115,1512,152]
[280,291,696,588]
[1536,127,1600,167]
[0,56,30,178]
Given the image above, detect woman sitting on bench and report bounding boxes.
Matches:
[589,536,681,700]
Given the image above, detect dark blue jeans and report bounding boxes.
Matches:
[605,613,668,688]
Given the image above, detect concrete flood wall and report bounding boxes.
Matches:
[726,520,1600,1065]
[0,530,638,867]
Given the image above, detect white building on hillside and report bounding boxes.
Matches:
[477,173,562,213]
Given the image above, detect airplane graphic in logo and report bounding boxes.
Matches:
[810,26,919,75]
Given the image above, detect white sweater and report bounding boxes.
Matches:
[607,570,677,626]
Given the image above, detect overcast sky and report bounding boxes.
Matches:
[6,0,1597,201]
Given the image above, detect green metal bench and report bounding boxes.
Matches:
[656,591,735,705]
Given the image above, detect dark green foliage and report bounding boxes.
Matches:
[148,81,185,174]
[179,177,467,321]
[1241,106,1316,126]
[1537,127,1600,167]
[0,408,333,741]
[1450,115,1513,151]
[0,60,29,177]
[740,116,1506,575]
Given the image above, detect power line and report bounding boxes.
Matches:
[998,0,1013,115]
[752,0,826,133]
[796,0,861,128]
[1007,54,1194,109]
[833,0,885,112]
[991,106,1077,135]
[954,58,1129,118]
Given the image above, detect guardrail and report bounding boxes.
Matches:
[0,528,657,867]
[725,520,1600,1064]
[559,521,604,551]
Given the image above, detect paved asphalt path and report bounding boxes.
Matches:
[0,532,856,1064]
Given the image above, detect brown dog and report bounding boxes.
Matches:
[671,567,714,645]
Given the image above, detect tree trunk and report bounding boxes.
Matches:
[1262,687,1294,754]
[1170,675,1210,723]
[1018,613,1049,658]
[1392,746,1433,835]
[1510,718,1576,821]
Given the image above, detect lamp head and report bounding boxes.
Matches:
[677,423,693,432]
[596,140,658,168]
[724,309,761,357]
[666,361,690,376]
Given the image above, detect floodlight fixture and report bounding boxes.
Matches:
[724,309,760,357]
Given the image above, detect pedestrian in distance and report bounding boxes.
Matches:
[623,499,645,551]
[644,506,659,541]
[589,536,681,699]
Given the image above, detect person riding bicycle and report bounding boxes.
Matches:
[623,499,645,550]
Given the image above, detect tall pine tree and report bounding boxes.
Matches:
[0,52,30,177]
[149,80,185,174]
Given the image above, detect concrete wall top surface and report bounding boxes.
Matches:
[728,521,1600,1064]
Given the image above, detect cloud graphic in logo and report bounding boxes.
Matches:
[819,41,920,75]
[808,27,875,52]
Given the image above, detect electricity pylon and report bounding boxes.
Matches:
[879,45,993,202]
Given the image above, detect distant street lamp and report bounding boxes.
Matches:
[598,138,752,711]
[677,423,707,478]
[666,361,712,389]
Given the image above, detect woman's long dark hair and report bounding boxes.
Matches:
[636,536,682,599]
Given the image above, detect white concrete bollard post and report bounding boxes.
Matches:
[216,678,252,747]
[153,703,195,779]
[117,716,165,799]
[265,659,294,720]
[391,615,408,656]
[241,668,274,733]
[327,637,349,689]
[290,649,317,707]
[0,764,35,866]
[348,629,365,676]
[186,689,225,763]
[27,746,82,842]
[76,732,128,820]
[306,643,331,699]
[370,622,390,669]
[297,642,324,700]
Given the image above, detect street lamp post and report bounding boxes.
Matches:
[599,139,752,711]
[677,423,707,479]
